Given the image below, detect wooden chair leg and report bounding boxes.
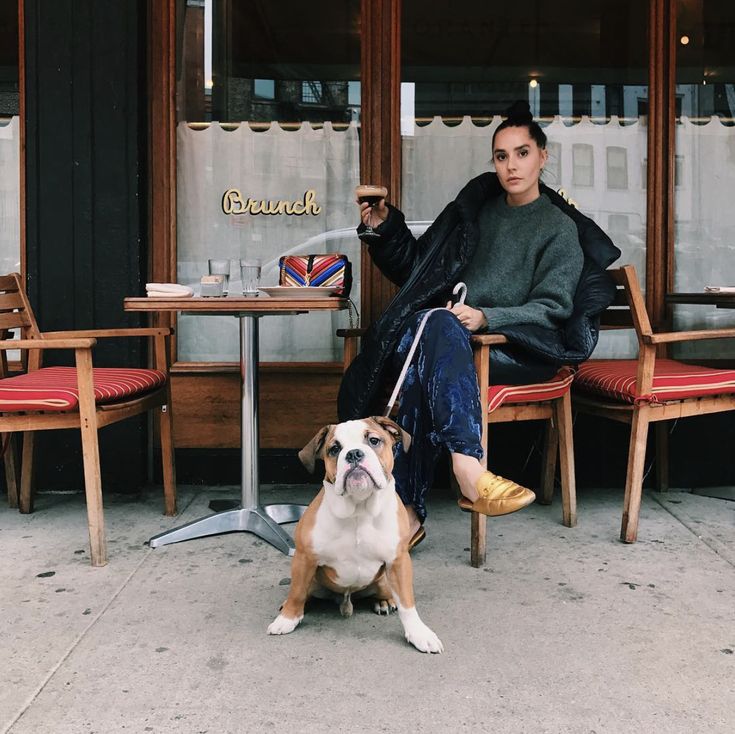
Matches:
[539,419,558,505]
[79,419,107,566]
[470,511,486,568]
[77,350,107,567]
[555,392,577,528]
[620,405,651,543]
[4,433,20,508]
[19,431,36,513]
[159,401,177,516]
[469,417,491,568]
[654,421,669,492]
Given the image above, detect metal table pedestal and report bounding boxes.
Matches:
[148,314,306,556]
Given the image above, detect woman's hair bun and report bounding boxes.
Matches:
[505,100,533,124]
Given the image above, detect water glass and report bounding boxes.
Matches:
[208,259,231,295]
[240,259,262,296]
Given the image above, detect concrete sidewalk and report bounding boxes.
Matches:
[2,484,734,734]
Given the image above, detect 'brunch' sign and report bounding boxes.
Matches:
[222,189,322,216]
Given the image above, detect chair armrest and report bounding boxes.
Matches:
[470,334,510,347]
[336,328,366,338]
[644,327,735,345]
[43,327,173,339]
[0,338,96,350]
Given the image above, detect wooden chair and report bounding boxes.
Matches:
[573,264,735,543]
[338,329,577,568]
[0,273,176,566]
[469,334,576,566]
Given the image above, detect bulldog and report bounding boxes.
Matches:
[267,417,443,654]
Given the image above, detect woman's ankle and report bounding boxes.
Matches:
[405,504,422,534]
[451,453,485,502]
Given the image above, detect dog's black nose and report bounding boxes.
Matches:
[344,448,364,465]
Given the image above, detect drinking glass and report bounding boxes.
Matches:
[208,259,231,295]
[355,184,388,240]
[240,259,262,296]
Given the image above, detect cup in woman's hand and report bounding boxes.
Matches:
[356,184,388,240]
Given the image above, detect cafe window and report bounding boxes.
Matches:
[0,0,20,276]
[672,0,735,359]
[399,1,648,359]
[175,0,360,363]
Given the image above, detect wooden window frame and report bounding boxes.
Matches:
[148,0,678,356]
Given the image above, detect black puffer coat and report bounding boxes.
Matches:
[337,172,621,420]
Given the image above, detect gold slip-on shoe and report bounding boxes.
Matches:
[457,471,536,517]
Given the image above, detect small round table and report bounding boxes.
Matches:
[124,294,348,556]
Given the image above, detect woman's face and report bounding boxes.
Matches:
[492,126,548,206]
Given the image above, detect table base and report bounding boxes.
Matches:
[148,503,307,556]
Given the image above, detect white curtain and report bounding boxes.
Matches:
[0,117,21,275]
[176,121,360,362]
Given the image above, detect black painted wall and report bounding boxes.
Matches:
[24,0,148,491]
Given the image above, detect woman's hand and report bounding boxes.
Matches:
[358,198,388,229]
[446,302,488,333]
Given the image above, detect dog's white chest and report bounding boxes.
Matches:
[312,494,400,590]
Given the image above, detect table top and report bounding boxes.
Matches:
[666,292,735,308]
[124,295,349,315]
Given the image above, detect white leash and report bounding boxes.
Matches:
[384,282,468,417]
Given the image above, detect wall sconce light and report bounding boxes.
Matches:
[529,79,539,89]
[680,34,690,45]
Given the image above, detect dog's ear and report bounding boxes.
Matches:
[298,425,332,473]
[370,416,411,453]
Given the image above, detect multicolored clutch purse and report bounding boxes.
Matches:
[278,254,352,297]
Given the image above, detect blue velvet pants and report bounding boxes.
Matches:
[390,309,557,522]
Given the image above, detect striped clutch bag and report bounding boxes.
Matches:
[278,254,352,296]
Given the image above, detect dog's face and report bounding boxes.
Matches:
[299,417,411,501]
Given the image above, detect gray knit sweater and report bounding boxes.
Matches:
[462,193,583,332]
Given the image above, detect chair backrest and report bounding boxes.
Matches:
[0,273,41,338]
[0,273,43,373]
[599,265,652,344]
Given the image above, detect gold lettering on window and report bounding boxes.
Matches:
[221,189,322,216]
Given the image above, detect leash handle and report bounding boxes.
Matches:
[383,282,467,417]
[452,282,467,306]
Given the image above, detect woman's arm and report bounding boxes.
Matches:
[361,202,457,287]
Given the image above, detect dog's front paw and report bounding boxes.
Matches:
[404,621,444,654]
[373,598,397,616]
[267,613,302,635]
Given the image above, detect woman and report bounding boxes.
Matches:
[339,101,620,544]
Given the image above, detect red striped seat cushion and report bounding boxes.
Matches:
[574,358,735,404]
[487,368,573,413]
[0,367,166,412]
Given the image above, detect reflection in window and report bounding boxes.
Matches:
[301,81,323,104]
[253,79,275,99]
[608,213,629,234]
[675,155,684,188]
[544,142,562,187]
[606,146,628,189]
[573,144,594,187]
